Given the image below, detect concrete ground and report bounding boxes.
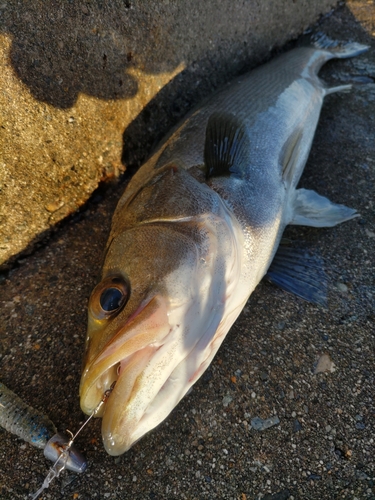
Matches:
[0,2,374,499]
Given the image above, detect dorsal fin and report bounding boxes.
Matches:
[204,112,250,179]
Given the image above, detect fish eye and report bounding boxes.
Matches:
[100,287,124,312]
[90,275,130,319]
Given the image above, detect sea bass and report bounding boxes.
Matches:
[80,37,368,455]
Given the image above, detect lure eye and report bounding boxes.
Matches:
[90,276,130,319]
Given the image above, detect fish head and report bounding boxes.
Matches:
[80,166,244,455]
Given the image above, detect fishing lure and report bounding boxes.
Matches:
[0,381,56,449]
[0,382,87,473]
[31,384,115,499]
[0,380,114,499]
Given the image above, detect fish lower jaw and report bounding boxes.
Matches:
[100,299,250,453]
[101,334,228,455]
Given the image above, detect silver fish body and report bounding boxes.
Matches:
[80,37,368,455]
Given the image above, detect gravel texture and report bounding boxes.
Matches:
[0,2,374,499]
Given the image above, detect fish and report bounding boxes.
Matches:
[79,35,368,456]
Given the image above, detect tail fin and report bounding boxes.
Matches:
[312,32,369,59]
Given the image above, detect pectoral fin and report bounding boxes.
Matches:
[266,246,327,307]
[281,127,304,183]
[290,188,358,227]
[204,112,250,179]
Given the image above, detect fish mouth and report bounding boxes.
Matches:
[80,289,228,456]
[80,294,172,452]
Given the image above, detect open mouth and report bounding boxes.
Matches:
[80,289,213,455]
[80,295,172,418]
[97,298,229,455]
[80,270,240,455]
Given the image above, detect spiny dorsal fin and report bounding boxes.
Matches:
[204,112,250,179]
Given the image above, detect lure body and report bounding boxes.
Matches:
[0,382,87,473]
[0,382,56,449]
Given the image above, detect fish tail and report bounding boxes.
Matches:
[299,34,368,88]
[312,32,369,59]
[310,33,369,96]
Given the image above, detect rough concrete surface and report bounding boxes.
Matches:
[0,2,374,500]
[0,0,338,269]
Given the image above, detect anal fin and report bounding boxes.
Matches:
[291,188,358,227]
[266,246,327,307]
